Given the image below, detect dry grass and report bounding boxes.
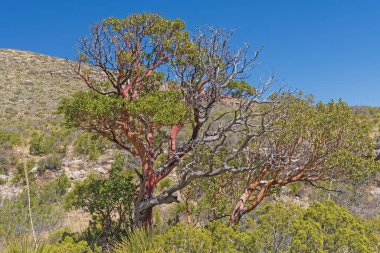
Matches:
[0,49,83,127]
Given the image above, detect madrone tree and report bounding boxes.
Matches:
[227,97,378,224]
[59,14,376,227]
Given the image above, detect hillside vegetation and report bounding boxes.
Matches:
[0,49,82,125]
[0,15,380,252]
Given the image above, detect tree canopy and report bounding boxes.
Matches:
[59,13,378,228]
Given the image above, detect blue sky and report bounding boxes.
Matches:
[1,0,379,106]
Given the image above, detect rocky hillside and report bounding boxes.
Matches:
[0,49,108,198]
[0,49,83,125]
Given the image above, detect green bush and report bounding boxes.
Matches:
[114,201,379,253]
[65,154,135,249]
[0,159,8,174]
[29,128,71,156]
[3,236,98,253]
[29,132,55,155]
[288,182,302,195]
[0,129,20,147]
[46,236,97,253]
[0,177,6,185]
[73,132,111,160]
[115,222,240,253]
[153,223,220,253]
[40,173,71,202]
[11,159,35,183]
[304,200,379,252]
[37,155,62,175]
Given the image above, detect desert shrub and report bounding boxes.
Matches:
[29,128,71,156]
[304,200,379,252]
[73,132,111,160]
[0,159,8,173]
[65,154,135,250]
[29,132,55,155]
[114,201,379,253]
[114,224,230,253]
[154,222,242,253]
[0,178,6,185]
[0,129,20,147]
[287,182,302,195]
[238,200,378,253]
[11,159,35,183]
[0,129,20,174]
[238,201,323,253]
[46,236,97,253]
[37,155,62,175]
[3,237,50,253]
[0,174,70,242]
[157,178,173,191]
[3,236,97,253]
[113,228,156,253]
[40,173,71,202]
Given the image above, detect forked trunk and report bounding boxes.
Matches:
[140,182,155,229]
[101,216,112,252]
[229,173,272,226]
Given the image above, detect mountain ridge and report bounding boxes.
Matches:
[1,49,378,124]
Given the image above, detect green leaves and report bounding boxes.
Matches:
[270,97,378,181]
[126,90,189,127]
[113,200,379,252]
[73,132,111,161]
[65,154,136,246]
[46,237,96,253]
[303,200,378,252]
[102,14,188,70]
[59,90,189,133]
[224,80,257,98]
[58,91,123,129]
[65,170,135,215]
[104,14,185,35]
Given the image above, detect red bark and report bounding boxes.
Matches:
[139,131,157,228]
[168,123,181,160]
[229,169,306,226]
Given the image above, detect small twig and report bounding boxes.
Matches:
[304,180,343,193]
[210,214,230,221]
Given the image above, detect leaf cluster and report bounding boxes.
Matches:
[121,200,378,253]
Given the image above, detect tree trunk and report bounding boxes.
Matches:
[139,183,154,229]
[134,160,156,229]
[229,180,273,226]
[101,216,112,252]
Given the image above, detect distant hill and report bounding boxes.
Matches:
[0,49,83,126]
[1,49,379,125]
